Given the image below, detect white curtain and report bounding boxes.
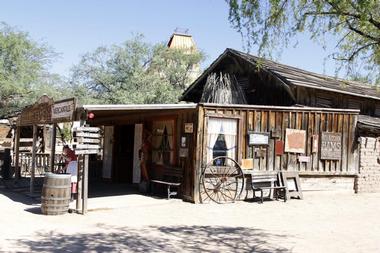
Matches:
[207,118,237,163]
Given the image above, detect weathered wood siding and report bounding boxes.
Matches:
[197,104,359,176]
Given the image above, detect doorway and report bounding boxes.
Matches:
[113,125,135,183]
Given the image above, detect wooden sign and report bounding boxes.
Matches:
[73,127,102,155]
[275,140,284,156]
[284,128,306,154]
[281,171,303,200]
[320,132,341,160]
[179,148,188,158]
[18,95,53,126]
[51,98,76,123]
[248,132,269,146]
[298,155,310,163]
[184,123,193,133]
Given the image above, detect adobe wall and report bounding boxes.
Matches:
[355,137,380,193]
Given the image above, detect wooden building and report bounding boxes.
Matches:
[182,48,380,116]
[81,103,359,203]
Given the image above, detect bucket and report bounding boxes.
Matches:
[41,173,71,215]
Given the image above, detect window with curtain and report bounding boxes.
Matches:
[207,118,238,164]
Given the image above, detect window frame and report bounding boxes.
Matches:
[204,113,243,165]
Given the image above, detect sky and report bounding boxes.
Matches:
[0,0,339,77]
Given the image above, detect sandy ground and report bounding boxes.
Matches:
[0,188,379,253]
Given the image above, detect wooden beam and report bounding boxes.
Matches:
[30,124,37,194]
[14,126,21,180]
[82,154,89,215]
[49,123,57,172]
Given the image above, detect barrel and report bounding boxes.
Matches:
[41,173,71,215]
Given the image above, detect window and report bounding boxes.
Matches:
[207,117,238,163]
[151,120,175,165]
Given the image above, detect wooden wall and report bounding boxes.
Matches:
[196,104,359,178]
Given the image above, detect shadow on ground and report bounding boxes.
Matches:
[11,224,291,252]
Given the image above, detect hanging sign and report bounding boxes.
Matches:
[248,132,269,146]
[320,132,341,160]
[284,128,306,153]
[52,98,76,123]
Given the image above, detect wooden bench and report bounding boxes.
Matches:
[247,172,287,203]
[150,166,183,199]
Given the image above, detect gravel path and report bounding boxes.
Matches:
[0,189,379,252]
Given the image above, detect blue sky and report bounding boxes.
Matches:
[0,0,338,77]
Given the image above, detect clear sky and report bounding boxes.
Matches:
[0,0,338,77]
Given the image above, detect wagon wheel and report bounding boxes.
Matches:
[201,156,244,204]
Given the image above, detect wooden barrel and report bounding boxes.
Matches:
[41,173,71,215]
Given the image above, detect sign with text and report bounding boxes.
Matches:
[248,132,269,146]
[73,127,102,155]
[320,132,341,160]
[52,98,76,123]
[284,128,306,153]
[18,95,53,126]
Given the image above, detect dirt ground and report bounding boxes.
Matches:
[0,188,379,253]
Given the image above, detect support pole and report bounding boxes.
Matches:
[82,154,89,214]
[30,124,37,194]
[49,123,57,172]
[14,126,21,180]
[76,154,83,212]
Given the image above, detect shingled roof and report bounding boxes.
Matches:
[182,48,380,101]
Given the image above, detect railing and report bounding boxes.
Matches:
[19,153,65,177]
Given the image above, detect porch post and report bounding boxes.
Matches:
[14,126,21,180]
[30,124,37,194]
[49,123,57,172]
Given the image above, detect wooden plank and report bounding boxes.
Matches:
[319,113,326,172]
[347,114,355,173]
[73,127,100,132]
[50,124,57,172]
[74,149,100,155]
[73,144,101,150]
[81,155,89,215]
[267,111,276,171]
[254,111,261,170]
[73,137,101,144]
[14,126,21,180]
[275,112,282,171]
[282,112,289,171]
[306,112,313,172]
[73,132,101,138]
[30,125,37,194]
[261,111,268,171]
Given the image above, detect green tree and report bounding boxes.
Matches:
[0,22,59,115]
[227,0,380,83]
[71,35,204,104]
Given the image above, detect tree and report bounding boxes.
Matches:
[0,22,64,116]
[227,0,380,83]
[71,35,204,105]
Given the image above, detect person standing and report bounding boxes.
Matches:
[62,145,78,199]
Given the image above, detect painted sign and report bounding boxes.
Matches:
[320,132,341,160]
[248,132,269,146]
[284,128,306,153]
[73,126,102,155]
[275,140,284,156]
[184,123,193,133]
[298,155,310,163]
[18,95,53,126]
[52,98,76,123]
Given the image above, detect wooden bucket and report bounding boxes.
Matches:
[41,173,71,215]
